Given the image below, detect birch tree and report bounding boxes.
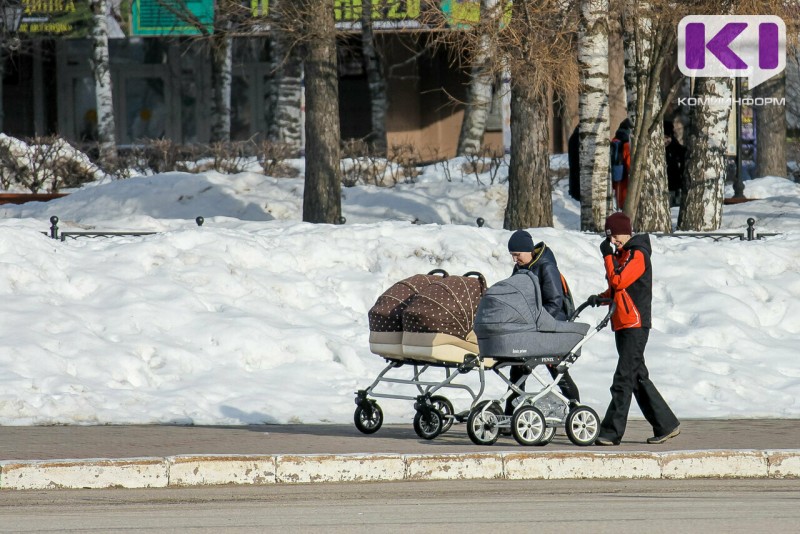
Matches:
[266,0,303,153]
[619,0,672,232]
[209,28,233,142]
[676,0,797,230]
[578,0,611,231]
[157,0,244,142]
[457,0,498,156]
[360,1,388,156]
[0,52,4,132]
[677,77,732,231]
[90,0,117,166]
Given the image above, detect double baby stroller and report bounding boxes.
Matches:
[356,269,491,439]
[356,268,615,446]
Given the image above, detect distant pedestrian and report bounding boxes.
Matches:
[588,212,680,446]
[610,119,632,210]
[664,119,687,207]
[568,126,580,201]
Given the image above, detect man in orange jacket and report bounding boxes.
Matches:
[588,212,680,446]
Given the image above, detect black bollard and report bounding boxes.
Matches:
[337,216,346,225]
[746,218,755,241]
[476,217,485,227]
[49,216,59,240]
[196,216,204,227]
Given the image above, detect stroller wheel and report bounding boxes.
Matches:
[466,401,503,446]
[565,406,600,446]
[413,408,444,440]
[534,425,557,446]
[512,406,547,446]
[430,396,455,434]
[354,402,384,434]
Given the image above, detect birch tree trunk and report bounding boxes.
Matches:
[360,1,388,156]
[754,71,787,178]
[90,0,117,165]
[267,1,303,154]
[620,2,670,232]
[0,51,4,132]
[210,32,233,142]
[457,0,498,156]
[677,77,732,231]
[302,0,342,224]
[578,0,610,232]
[504,82,552,229]
[636,105,670,231]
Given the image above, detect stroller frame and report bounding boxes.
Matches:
[467,299,616,447]
[354,353,488,440]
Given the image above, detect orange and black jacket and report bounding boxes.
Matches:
[598,233,652,331]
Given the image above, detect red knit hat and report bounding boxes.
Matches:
[605,212,632,236]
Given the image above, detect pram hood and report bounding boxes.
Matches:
[402,273,485,339]
[368,273,443,335]
[473,270,589,359]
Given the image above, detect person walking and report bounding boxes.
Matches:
[505,230,581,416]
[588,212,680,446]
[664,119,687,207]
[610,119,632,210]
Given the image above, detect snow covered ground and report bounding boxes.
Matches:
[0,158,798,425]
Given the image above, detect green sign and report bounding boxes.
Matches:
[131,0,213,36]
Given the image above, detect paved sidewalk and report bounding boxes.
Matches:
[1,419,798,460]
[1,419,798,490]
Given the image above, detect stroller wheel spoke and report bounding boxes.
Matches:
[566,406,600,446]
[354,402,384,435]
[512,406,546,446]
[467,401,502,446]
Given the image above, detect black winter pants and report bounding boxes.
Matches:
[505,364,581,415]
[598,327,679,442]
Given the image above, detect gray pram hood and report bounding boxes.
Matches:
[473,270,589,359]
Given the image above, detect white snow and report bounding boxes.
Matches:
[0,161,798,425]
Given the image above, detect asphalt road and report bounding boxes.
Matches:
[1,479,799,533]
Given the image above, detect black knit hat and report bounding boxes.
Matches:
[508,230,534,252]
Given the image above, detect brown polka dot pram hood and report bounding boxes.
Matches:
[368,270,486,361]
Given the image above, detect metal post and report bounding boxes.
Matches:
[746,217,755,241]
[195,216,204,226]
[476,217,485,227]
[49,216,59,239]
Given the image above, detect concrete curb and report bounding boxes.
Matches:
[1,450,798,490]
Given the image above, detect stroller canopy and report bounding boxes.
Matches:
[403,273,486,342]
[473,270,589,359]
[368,272,446,335]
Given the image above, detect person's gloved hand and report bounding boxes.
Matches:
[587,294,601,307]
[599,238,614,257]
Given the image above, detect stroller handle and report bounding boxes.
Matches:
[571,298,617,331]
